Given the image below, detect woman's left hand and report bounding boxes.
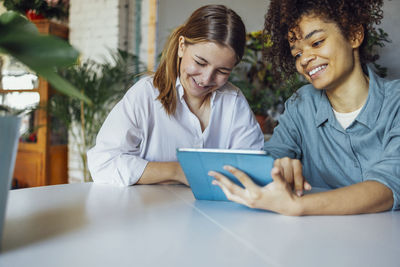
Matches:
[208,165,303,216]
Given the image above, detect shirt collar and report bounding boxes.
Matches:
[315,90,331,127]
[314,65,384,129]
[176,77,185,102]
[355,66,384,129]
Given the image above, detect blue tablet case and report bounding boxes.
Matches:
[177,148,274,201]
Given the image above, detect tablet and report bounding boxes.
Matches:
[176,148,274,201]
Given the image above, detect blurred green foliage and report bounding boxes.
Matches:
[0,11,90,104]
[48,50,144,181]
[230,31,306,116]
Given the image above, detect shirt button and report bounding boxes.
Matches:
[192,139,203,148]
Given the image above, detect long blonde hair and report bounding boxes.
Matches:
[153,5,246,115]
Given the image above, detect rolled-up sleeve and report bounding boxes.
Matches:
[364,126,400,210]
[87,89,148,186]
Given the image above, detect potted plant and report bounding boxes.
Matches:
[0,106,21,246]
[230,31,306,134]
[49,50,144,182]
[365,28,391,78]
[0,11,87,244]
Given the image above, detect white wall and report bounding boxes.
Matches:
[69,0,141,63]
[68,0,120,182]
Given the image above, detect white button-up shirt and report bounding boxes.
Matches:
[87,76,264,186]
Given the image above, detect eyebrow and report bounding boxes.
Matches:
[195,55,233,71]
[289,29,325,51]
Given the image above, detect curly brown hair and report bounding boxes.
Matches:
[263,0,384,79]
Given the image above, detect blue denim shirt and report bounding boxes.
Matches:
[264,66,400,210]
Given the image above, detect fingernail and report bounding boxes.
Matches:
[212,180,217,185]
[223,165,233,171]
[208,171,216,176]
[296,190,303,197]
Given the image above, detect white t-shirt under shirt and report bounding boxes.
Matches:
[332,106,363,129]
[87,76,264,186]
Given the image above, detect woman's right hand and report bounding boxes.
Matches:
[273,157,311,196]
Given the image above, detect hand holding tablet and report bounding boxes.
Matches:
[177,148,274,201]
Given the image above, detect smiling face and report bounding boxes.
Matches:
[177,37,236,101]
[289,14,363,92]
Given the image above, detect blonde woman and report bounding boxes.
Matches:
[88,5,264,186]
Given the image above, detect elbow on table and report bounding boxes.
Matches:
[87,151,133,187]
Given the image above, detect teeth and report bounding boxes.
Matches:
[194,79,203,87]
[309,65,326,76]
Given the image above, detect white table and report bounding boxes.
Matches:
[0,183,399,267]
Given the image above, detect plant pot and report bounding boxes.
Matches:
[264,115,278,135]
[0,116,21,248]
[25,9,45,20]
[255,114,267,133]
[255,114,278,134]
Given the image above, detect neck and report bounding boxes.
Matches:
[326,63,369,113]
[183,93,211,132]
[183,93,210,112]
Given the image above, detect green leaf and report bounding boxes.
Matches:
[38,69,92,104]
[0,11,91,104]
[0,34,79,67]
[0,10,39,34]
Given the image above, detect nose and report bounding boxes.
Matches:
[300,49,316,67]
[200,68,215,85]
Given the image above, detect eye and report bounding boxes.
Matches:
[312,39,324,47]
[194,59,206,66]
[293,52,302,60]
[218,69,230,75]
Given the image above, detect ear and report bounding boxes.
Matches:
[350,25,364,49]
[177,36,185,58]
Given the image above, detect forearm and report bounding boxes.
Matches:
[137,162,188,185]
[296,181,394,215]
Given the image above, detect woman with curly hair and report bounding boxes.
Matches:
[210,0,400,215]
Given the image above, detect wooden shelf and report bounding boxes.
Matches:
[33,19,69,40]
[18,142,40,152]
[0,89,39,93]
[9,19,69,189]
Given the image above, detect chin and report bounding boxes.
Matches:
[310,77,331,90]
[311,83,325,90]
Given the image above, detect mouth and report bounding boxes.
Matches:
[192,77,213,90]
[308,64,327,79]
